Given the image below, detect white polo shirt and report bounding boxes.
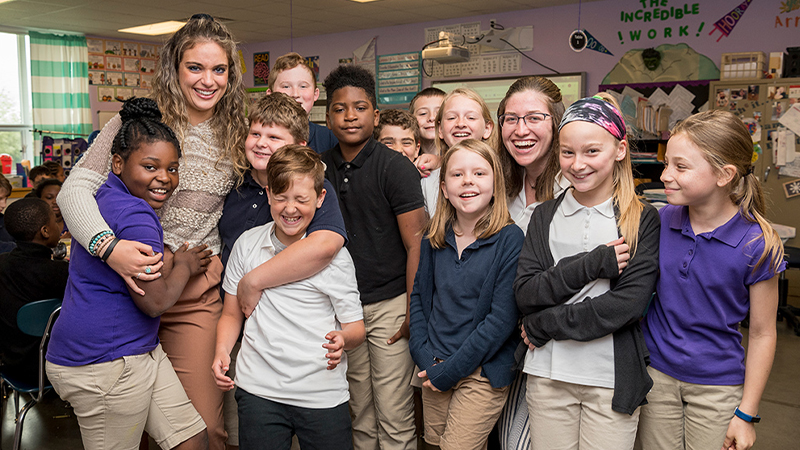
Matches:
[523,190,616,388]
[508,174,570,233]
[223,222,363,408]
[421,167,441,217]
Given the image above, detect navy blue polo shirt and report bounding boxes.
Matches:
[322,137,424,304]
[308,121,338,154]
[219,170,348,271]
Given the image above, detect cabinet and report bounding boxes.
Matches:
[710,77,800,246]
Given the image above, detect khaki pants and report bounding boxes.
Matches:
[634,367,743,450]
[421,367,509,450]
[526,375,640,450]
[46,344,206,450]
[160,251,226,450]
[346,293,416,450]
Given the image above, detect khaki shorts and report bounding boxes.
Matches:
[46,343,206,450]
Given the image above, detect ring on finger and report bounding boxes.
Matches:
[144,266,152,274]
[136,272,142,279]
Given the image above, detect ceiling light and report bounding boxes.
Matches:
[349,0,382,3]
[118,21,186,36]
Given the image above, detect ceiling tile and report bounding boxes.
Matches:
[0,0,591,44]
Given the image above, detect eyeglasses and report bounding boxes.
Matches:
[499,112,551,127]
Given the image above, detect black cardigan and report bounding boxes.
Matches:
[513,191,660,415]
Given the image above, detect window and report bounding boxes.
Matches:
[0,32,33,169]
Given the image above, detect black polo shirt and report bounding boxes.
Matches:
[322,138,424,304]
[0,241,69,383]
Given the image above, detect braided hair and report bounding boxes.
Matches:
[112,97,181,161]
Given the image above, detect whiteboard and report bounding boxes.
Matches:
[432,72,586,120]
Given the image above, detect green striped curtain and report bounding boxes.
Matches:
[29,31,92,137]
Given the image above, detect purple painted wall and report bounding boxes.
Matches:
[238,0,799,92]
[87,0,799,126]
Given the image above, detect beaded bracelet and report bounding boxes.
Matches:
[101,237,120,262]
[94,234,115,257]
[89,230,114,256]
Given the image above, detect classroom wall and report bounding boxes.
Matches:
[238,0,798,92]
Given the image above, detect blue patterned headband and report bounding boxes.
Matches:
[558,96,626,141]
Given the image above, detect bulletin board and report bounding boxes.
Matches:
[87,37,161,102]
[432,73,586,120]
[711,77,800,246]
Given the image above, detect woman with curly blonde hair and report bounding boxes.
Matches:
[58,14,247,449]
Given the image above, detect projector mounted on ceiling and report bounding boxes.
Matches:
[421,31,471,64]
[421,46,470,63]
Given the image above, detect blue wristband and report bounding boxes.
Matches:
[734,407,761,423]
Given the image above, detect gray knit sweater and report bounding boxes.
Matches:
[57,115,235,255]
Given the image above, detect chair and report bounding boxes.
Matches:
[0,298,62,450]
[778,246,800,336]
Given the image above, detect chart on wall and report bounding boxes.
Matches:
[377,52,421,106]
[87,38,161,102]
[423,21,522,79]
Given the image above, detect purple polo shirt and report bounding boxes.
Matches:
[47,173,162,366]
[642,204,785,385]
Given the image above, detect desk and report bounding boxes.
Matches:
[10,187,33,199]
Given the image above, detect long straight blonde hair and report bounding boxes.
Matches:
[434,88,499,156]
[426,139,514,249]
[563,93,643,255]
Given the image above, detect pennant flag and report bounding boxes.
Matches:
[709,0,753,42]
[584,29,613,56]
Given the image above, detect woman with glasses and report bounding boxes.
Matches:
[495,76,570,450]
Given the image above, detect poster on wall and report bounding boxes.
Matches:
[88,55,105,70]
[107,72,124,86]
[124,58,140,72]
[253,51,270,86]
[140,74,154,89]
[88,71,105,85]
[124,73,140,87]
[104,41,121,55]
[87,39,104,54]
[106,56,123,71]
[140,44,155,58]
[304,56,320,79]
[122,42,138,57]
[140,59,156,74]
[376,52,421,105]
[115,88,133,101]
[98,87,115,102]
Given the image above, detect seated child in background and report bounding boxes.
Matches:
[46,98,211,450]
[375,109,438,217]
[0,175,14,252]
[42,160,66,182]
[24,165,53,198]
[35,179,67,236]
[0,198,69,384]
[214,145,364,450]
[321,64,427,450]
[267,52,338,153]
